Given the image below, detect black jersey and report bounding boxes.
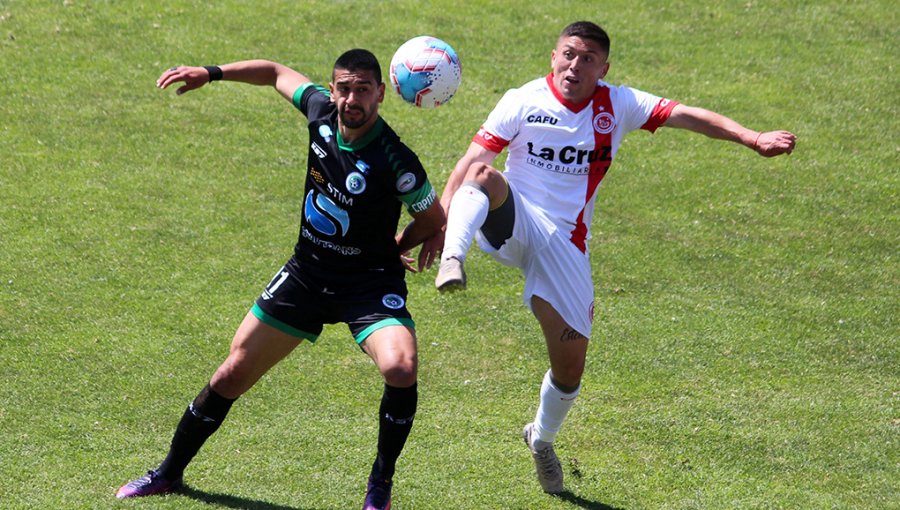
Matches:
[291,83,436,275]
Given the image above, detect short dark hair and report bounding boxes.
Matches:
[333,48,382,84]
[560,21,610,53]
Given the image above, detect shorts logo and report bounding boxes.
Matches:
[396,172,416,193]
[382,293,405,309]
[318,124,333,142]
[593,112,615,134]
[346,172,366,194]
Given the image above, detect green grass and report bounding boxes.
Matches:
[1,0,897,508]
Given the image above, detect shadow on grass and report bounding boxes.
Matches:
[180,485,328,510]
[553,490,626,510]
[180,484,622,510]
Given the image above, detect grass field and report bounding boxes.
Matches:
[1,1,897,509]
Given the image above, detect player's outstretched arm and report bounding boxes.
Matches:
[664,104,796,157]
[156,60,310,102]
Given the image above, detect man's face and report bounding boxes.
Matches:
[550,35,610,104]
[330,68,385,130]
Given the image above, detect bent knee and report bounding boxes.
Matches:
[465,161,494,179]
[379,357,418,388]
[464,163,507,208]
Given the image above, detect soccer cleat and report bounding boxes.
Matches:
[435,256,466,291]
[362,476,392,510]
[115,469,183,499]
[523,422,564,494]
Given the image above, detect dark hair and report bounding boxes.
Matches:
[560,21,610,53]
[333,48,382,83]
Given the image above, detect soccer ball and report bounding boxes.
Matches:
[389,36,461,108]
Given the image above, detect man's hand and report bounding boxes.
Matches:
[754,130,797,157]
[398,230,444,273]
[417,230,445,271]
[156,66,214,96]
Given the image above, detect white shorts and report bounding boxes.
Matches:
[475,182,595,338]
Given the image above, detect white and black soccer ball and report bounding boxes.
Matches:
[389,36,461,108]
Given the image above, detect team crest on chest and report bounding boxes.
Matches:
[346,172,367,194]
[593,110,615,134]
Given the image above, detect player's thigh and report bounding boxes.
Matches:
[361,325,418,387]
[211,311,303,398]
[531,296,588,390]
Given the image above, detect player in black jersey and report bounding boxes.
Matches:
[117,50,444,510]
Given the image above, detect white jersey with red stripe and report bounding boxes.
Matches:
[474,73,677,252]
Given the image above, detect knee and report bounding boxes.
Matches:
[465,161,494,180]
[379,355,418,388]
[463,163,507,208]
[209,357,253,399]
[550,363,584,393]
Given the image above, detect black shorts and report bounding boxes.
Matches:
[252,256,414,344]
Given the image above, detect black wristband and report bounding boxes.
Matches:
[204,65,223,82]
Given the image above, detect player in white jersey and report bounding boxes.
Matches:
[430,21,796,494]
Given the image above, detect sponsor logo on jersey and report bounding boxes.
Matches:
[526,114,559,125]
[396,172,417,193]
[311,142,327,159]
[310,167,325,184]
[382,293,405,309]
[304,190,350,236]
[301,227,361,255]
[592,111,615,134]
[318,124,333,142]
[345,172,366,195]
[526,142,612,167]
[355,159,370,174]
[327,182,355,206]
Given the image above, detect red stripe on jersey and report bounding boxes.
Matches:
[473,125,509,153]
[641,98,679,133]
[570,86,614,253]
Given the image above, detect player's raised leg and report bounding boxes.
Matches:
[116,312,303,498]
[522,296,588,494]
[436,162,509,291]
[359,324,418,510]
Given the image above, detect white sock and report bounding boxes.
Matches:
[533,369,580,444]
[441,183,489,262]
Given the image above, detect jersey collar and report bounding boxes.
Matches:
[336,116,385,152]
[545,73,593,113]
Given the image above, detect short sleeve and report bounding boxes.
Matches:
[613,85,678,134]
[292,83,331,118]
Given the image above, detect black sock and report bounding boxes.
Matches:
[370,383,417,482]
[157,384,236,481]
